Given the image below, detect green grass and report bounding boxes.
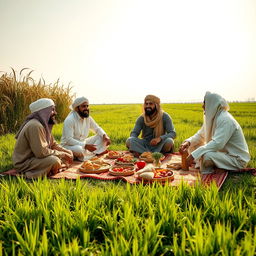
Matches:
[0,103,255,255]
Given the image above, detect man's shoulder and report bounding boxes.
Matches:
[23,119,44,134]
[136,115,144,122]
[217,111,236,125]
[26,119,43,128]
[162,112,172,120]
[64,112,77,123]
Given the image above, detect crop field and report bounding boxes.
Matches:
[0,103,255,255]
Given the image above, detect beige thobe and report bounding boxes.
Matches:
[12,119,67,178]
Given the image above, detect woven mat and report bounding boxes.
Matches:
[3,152,255,189]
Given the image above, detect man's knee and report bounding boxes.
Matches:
[126,137,134,148]
[69,145,84,157]
[162,138,174,153]
[25,156,61,179]
[47,155,60,164]
[202,152,215,167]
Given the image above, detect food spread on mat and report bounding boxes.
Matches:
[79,160,110,173]
[139,152,154,162]
[109,166,135,176]
[166,162,182,170]
[115,154,134,165]
[105,151,123,159]
[137,164,173,181]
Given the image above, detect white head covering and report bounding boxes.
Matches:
[29,98,54,113]
[204,91,229,142]
[70,97,89,110]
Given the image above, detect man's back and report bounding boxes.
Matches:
[13,119,46,167]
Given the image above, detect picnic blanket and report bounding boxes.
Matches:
[3,152,255,189]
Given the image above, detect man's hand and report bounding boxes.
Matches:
[103,134,111,146]
[85,144,97,152]
[66,149,73,159]
[150,137,162,146]
[179,141,191,153]
[186,154,194,167]
[60,151,73,165]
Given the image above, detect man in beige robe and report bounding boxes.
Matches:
[12,98,73,178]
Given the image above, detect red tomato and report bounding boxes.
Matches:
[136,161,146,169]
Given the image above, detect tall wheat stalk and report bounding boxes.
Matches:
[0,68,74,135]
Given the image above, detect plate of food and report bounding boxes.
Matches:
[109,166,135,176]
[115,155,135,166]
[139,152,154,163]
[166,162,182,170]
[105,151,123,159]
[137,165,174,182]
[79,160,111,174]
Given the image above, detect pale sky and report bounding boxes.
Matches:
[1,0,256,104]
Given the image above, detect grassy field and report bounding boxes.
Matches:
[0,103,255,255]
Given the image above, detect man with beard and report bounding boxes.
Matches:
[126,95,176,155]
[61,97,111,161]
[179,91,250,174]
[12,98,73,179]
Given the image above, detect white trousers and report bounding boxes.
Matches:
[63,135,107,161]
[189,144,246,174]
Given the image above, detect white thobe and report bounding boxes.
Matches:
[187,111,250,171]
[61,111,107,157]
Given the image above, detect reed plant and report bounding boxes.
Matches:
[0,68,73,135]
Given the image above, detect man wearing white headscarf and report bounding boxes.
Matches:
[61,97,111,161]
[12,98,73,178]
[126,95,176,155]
[179,91,250,174]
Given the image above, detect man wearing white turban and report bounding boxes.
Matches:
[12,98,73,178]
[179,92,250,174]
[61,97,111,161]
[126,95,176,155]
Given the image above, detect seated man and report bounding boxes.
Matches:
[61,97,111,161]
[126,95,176,155]
[12,98,73,179]
[179,91,250,174]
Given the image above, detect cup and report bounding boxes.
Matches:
[181,151,189,171]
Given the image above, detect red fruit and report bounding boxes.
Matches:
[136,161,146,169]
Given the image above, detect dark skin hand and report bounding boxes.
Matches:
[85,144,97,152]
[179,141,191,154]
[150,137,161,146]
[179,141,194,167]
[103,134,111,146]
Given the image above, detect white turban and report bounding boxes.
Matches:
[71,97,89,110]
[204,91,229,142]
[29,98,55,113]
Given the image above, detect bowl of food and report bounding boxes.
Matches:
[115,155,135,166]
[79,160,111,174]
[139,152,154,163]
[105,151,123,159]
[109,166,135,176]
[137,165,174,183]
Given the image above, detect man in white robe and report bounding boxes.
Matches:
[179,91,250,174]
[61,97,111,161]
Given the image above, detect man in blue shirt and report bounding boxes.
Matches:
[126,95,176,156]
